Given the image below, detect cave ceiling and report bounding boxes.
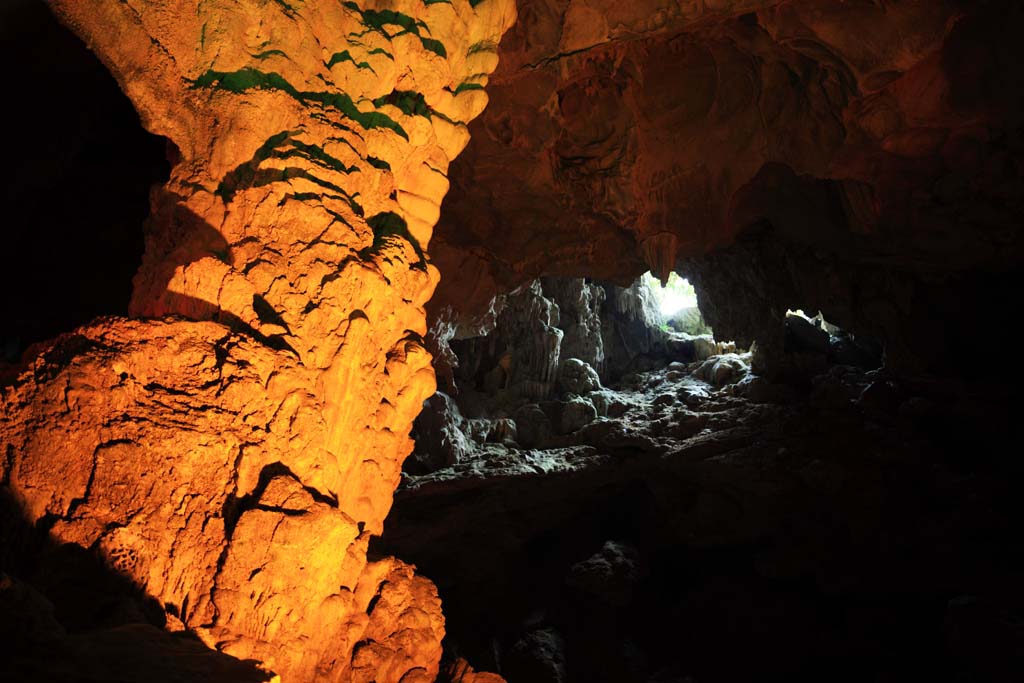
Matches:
[431,0,1024,318]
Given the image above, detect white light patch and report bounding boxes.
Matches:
[643,272,699,317]
[657,286,697,316]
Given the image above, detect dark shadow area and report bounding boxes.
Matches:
[381,265,1024,682]
[683,209,1024,383]
[0,489,272,679]
[0,487,271,682]
[0,0,170,362]
[383,372,1024,682]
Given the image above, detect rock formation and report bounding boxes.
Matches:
[384,274,1021,682]
[430,0,1024,377]
[2,1,515,680]
[2,0,1023,681]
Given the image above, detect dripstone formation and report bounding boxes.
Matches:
[2,1,515,681]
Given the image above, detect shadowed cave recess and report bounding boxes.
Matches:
[0,0,170,364]
[2,1,1024,682]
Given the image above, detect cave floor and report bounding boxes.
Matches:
[379,360,1024,683]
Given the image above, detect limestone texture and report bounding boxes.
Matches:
[3,1,1024,681]
[2,1,515,680]
[385,322,1021,682]
[429,0,1024,377]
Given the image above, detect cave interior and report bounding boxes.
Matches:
[1,1,1023,682]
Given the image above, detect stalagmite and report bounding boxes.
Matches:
[1,1,515,680]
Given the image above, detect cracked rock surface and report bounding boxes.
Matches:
[2,1,515,680]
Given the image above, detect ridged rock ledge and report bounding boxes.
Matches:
[1,1,516,681]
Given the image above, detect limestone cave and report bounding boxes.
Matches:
[1,1,1022,682]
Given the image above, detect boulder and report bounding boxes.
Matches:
[694,353,750,387]
[504,629,566,683]
[514,404,553,449]
[559,396,598,434]
[558,357,602,395]
[785,312,831,355]
[566,541,643,607]
[464,418,518,446]
[407,392,472,473]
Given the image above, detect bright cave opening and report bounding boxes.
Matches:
[640,271,712,336]
[378,267,895,683]
[642,271,697,316]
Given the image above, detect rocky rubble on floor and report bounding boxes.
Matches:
[412,279,765,481]
[408,324,923,487]
[405,350,745,482]
[399,268,1022,681]
[384,350,1023,683]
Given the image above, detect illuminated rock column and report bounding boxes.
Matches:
[2,1,514,680]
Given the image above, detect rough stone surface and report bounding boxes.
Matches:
[444,277,685,407]
[542,278,606,372]
[408,392,473,474]
[382,354,1022,683]
[558,358,602,396]
[505,629,566,683]
[566,541,642,608]
[0,319,442,680]
[599,280,670,381]
[511,403,553,450]
[453,280,563,401]
[3,1,516,680]
[447,658,508,683]
[558,396,597,435]
[428,0,1024,381]
[693,353,751,387]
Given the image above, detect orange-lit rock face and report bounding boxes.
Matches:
[3,1,514,680]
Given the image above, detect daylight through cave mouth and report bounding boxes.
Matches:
[376,259,925,683]
[642,271,699,317]
[403,271,747,473]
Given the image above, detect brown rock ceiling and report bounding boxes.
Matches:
[431,0,1024,374]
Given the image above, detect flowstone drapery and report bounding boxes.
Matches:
[1,1,515,680]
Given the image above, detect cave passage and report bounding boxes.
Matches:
[378,265,1019,683]
[401,272,747,472]
[642,272,701,318]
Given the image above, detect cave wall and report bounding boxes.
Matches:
[1,1,515,681]
[429,0,1024,378]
